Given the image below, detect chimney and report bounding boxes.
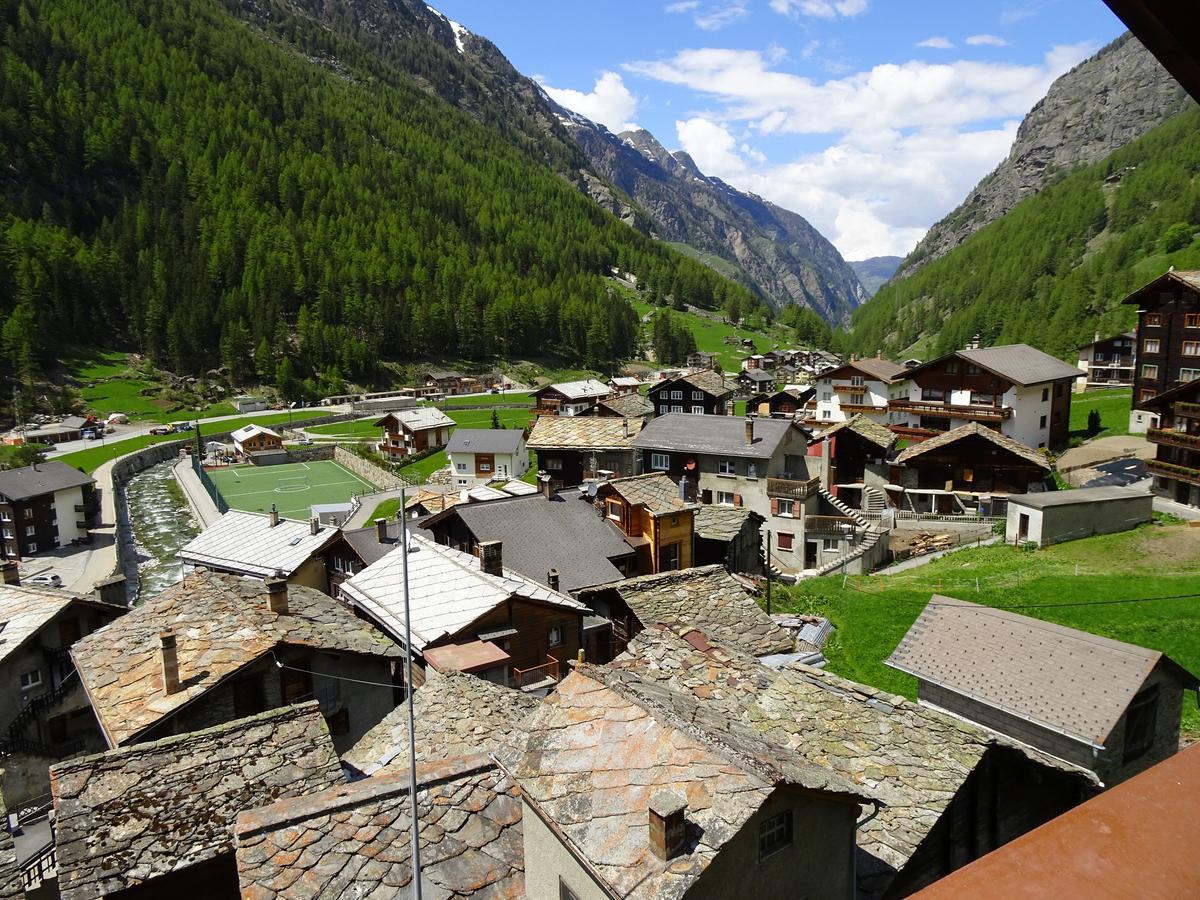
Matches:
[92,574,126,606]
[375,517,388,543]
[547,568,560,591]
[478,540,503,577]
[309,516,319,536]
[266,575,289,615]
[539,473,553,500]
[622,418,629,439]
[1094,331,1101,344]
[648,791,687,861]
[0,561,19,586]
[161,631,181,694]
[745,417,754,445]
[269,504,279,527]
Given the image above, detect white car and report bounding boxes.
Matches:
[27,573,62,588]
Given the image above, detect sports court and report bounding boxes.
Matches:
[206,460,377,520]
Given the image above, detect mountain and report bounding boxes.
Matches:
[848,257,903,296]
[895,32,1191,281]
[844,103,1200,360]
[0,0,764,404]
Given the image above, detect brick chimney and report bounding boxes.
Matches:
[539,473,554,500]
[161,631,181,694]
[648,791,687,861]
[309,516,320,536]
[0,561,19,586]
[266,575,289,615]
[375,517,388,542]
[745,417,754,445]
[622,418,630,439]
[478,540,503,577]
[547,568,560,591]
[269,504,279,527]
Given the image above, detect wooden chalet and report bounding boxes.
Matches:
[1140,377,1200,509]
[746,387,813,418]
[593,474,695,574]
[647,370,733,416]
[1122,270,1200,430]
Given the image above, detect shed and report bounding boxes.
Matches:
[234,395,267,414]
[1006,485,1153,547]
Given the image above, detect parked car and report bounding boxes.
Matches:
[148,426,172,435]
[27,573,62,588]
[296,437,314,446]
[82,429,99,440]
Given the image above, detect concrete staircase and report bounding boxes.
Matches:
[812,523,887,577]
[862,485,889,514]
[818,489,869,526]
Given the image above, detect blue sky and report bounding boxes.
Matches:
[431,1,1127,260]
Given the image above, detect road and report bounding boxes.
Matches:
[1079,457,1146,488]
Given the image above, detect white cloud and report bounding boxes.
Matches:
[664,1,699,12]
[917,36,953,49]
[694,2,749,31]
[541,72,640,133]
[967,33,1009,47]
[770,0,868,19]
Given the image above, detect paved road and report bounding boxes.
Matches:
[1057,434,1154,472]
[1079,457,1147,488]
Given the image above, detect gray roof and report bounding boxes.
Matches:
[825,357,908,384]
[178,510,340,578]
[444,428,524,455]
[420,493,634,593]
[694,504,760,541]
[633,413,803,460]
[895,422,1049,469]
[51,703,342,900]
[741,369,776,383]
[340,521,403,566]
[0,461,94,501]
[887,595,1199,747]
[956,344,1084,385]
[1007,485,1153,509]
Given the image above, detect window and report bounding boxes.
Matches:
[548,625,563,648]
[716,491,735,506]
[966,364,981,375]
[606,499,623,521]
[1055,383,1063,397]
[946,361,959,374]
[1142,364,1159,379]
[545,457,562,471]
[661,542,681,571]
[690,405,704,414]
[1093,351,1106,362]
[659,405,669,415]
[1186,313,1200,328]
[747,463,757,480]
[456,462,467,472]
[1123,687,1159,763]
[850,375,864,386]
[1039,415,1047,429]
[0,513,8,522]
[559,878,581,900]
[821,392,831,402]
[650,453,670,471]
[758,810,793,861]
[22,508,32,520]
[1145,313,1162,327]
[969,392,994,406]
[1181,368,1200,382]
[822,538,839,552]
[776,532,794,551]
[19,670,41,690]
[921,388,945,402]
[1140,389,1157,403]
[670,390,683,400]
[1041,387,1049,402]
[692,390,704,400]
[1184,341,1200,356]
[1144,339,1161,354]
[26,543,35,553]
[478,462,491,472]
[821,410,831,420]
[1,530,9,540]
[671,405,684,414]
[718,459,736,476]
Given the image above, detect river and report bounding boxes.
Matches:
[123,461,199,598]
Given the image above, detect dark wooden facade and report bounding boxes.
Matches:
[648,379,731,417]
[892,434,1051,496]
[1143,378,1200,507]
[747,389,811,418]
[1124,273,1200,408]
[533,448,636,489]
[0,483,97,560]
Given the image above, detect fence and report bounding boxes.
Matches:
[192,452,229,514]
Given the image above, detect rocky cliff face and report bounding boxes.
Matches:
[895,32,1191,280]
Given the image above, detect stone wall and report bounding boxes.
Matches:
[333,446,411,491]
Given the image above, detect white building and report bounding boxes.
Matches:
[445,429,528,488]
[811,357,908,427]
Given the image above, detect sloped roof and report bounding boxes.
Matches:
[502,665,869,899]
[823,357,908,384]
[740,368,776,383]
[425,370,464,380]
[526,415,643,450]
[373,406,454,431]
[404,487,463,515]
[0,461,94,501]
[235,755,523,899]
[339,532,587,651]
[343,669,538,776]
[654,369,734,398]
[535,378,610,400]
[178,510,339,578]
[958,344,1084,385]
[600,472,694,516]
[582,565,794,657]
[1076,331,1135,349]
[693,503,761,541]
[823,413,897,449]
[633,413,803,460]
[52,703,342,900]
[894,422,1050,469]
[231,423,281,442]
[72,570,400,746]
[886,595,1198,747]
[419,493,634,594]
[0,585,120,667]
[445,428,524,455]
[1138,373,1200,411]
[597,391,654,418]
[1120,269,1200,306]
[1007,484,1152,509]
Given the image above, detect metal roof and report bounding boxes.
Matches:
[633,413,803,460]
[444,428,524,455]
[0,461,94,501]
[1007,485,1153,509]
[230,423,281,441]
[534,378,610,400]
[886,595,1198,747]
[178,510,339,577]
[373,407,454,431]
[957,344,1084,385]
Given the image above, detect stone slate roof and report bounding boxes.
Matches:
[633,413,802,460]
[374,407,455,432]
[581,565,794,657]
[823,413,897,450]
[179,510,340,578]
[609,623,1096,899]
[824,358,907,384]
[894,422,1050,469]
[419,493,634,594]
[535,378,611,401]
[0,584,119,667]
[656,369,734,398]
[51,703,342,900]
[445,428,524,455]
[693,504,760,541]
[235,755,523,899]
[526,415,643,450]
[343,669,538,777]
[598,392,654,418]
[887,595,1198,747]
[0,460,94,501]
[957,344,1083,385]
[502,664,869,900]
[601,472,694,516]
[72,569,401,746]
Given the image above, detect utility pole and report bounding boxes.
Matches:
[765,530,772,615]
[398,486,423,898]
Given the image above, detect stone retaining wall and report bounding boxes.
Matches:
[333,446,410,491]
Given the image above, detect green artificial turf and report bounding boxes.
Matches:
[206,460,377,520]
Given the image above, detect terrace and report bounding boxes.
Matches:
[766,475,820,500]
[1146,458,1200,485]
[890,398,1012,423]
[1148,428,1200,451]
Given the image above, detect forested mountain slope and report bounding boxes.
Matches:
[845,105,1200,359]
[0,0,760,401]
[895,32,1191,281]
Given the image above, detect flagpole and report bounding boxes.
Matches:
[398,484,422,898]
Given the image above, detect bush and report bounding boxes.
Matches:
[1161,221,1195,253]
[1087,408,1102,434]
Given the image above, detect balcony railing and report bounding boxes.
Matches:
[839,402,888,413]
[1148,428,1200,451]
[889,399,1012,422]
[804,515,860,532]
[513,655,561,690]
[766,476,820,500]
[1146,459,1200,485]
[832,383,867,394]
[1178,402,1200,419]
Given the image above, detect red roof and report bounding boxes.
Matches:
[423,639,511,674]
[915,743,1200,898]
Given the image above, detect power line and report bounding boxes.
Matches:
[270,652,402,690]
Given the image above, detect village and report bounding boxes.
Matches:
[0,269,1194,897]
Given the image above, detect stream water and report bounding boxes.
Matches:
[124,461,200,598]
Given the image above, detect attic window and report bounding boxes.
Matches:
[289,537,302,546]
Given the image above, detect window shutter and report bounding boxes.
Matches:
[791,499,801,518]
[770,498,780,516]
[733,493,743,507]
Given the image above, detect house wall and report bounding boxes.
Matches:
[1132,286,1200,407]
[648,510,693,573]
[450,597,583,682]
[536,448,635,488]
[813,376,891,426]
[288,556,331,595]
[449,448,527,488]
[649,384,730,417]
[0,493,59,560]
[522,802,612,900]
[236,434,283,454]
[1006,494,1153,547]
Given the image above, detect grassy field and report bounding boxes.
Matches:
[398,452,454,482]
[435,392,532,407]
[65,349,238,422]
[366,497,403,521]
[207,460,376,520]
[776,522,1200,734]
[1069,387,1132,440]
[308,408,532,440]
[632,300,782,372]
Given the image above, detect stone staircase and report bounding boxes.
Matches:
[812,523,887,577]
[818,489,868,526]
[862,485,889,514]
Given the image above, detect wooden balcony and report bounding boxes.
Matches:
[513,655,561,691]
[1146,458,1200,485]
[766,476,820,500]
[1147,428,1200,451]
[804,515,859,532]
[889,399,1012,422]
[1177,402,1200,419]
[888,425,939,442]
[839,403,888,413]
[833,383,867,394]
